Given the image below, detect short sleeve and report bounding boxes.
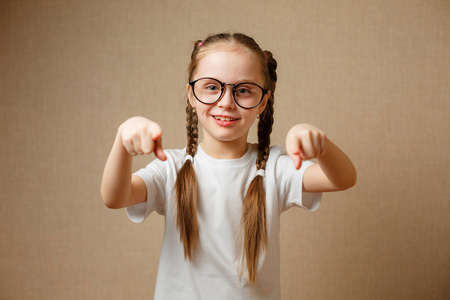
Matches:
[275,155,322,213]
[125,159,167,223]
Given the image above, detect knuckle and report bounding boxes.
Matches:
[139,125,149,133]
[131,130,140,138]
[143,144,153,153]
[122,136,133,145]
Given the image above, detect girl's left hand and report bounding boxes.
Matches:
[286,124,327,169]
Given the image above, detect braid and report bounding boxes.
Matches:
[239,48,277,284]
[264,51,278,89]
[256,99,274,171]
[186,101,198,156]
[256,51,276,170]
[175,101,199,261]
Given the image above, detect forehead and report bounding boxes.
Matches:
[194,46,264,84]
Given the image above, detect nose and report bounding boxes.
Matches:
[217,85,236,109]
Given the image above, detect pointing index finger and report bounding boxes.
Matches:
[149,122,166,161]
[286,135,303,170]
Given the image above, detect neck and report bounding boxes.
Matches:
[201,138,249,159]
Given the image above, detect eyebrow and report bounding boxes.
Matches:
[198,77,262,85]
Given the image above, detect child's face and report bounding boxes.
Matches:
[187,46,268,148]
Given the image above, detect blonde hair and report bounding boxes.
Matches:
[175,32,277,283]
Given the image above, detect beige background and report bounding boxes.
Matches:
[1,0,449,299]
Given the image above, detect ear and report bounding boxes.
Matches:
[186,83,196,108]
[257,91,271,115]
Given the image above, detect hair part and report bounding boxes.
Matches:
[176,33,277,283]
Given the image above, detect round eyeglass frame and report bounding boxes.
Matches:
[188,77,269,109]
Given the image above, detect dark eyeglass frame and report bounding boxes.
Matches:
[188,77,269,109]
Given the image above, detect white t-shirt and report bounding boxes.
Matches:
[126,144,322,300]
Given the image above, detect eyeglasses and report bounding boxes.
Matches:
[188,77,268,109]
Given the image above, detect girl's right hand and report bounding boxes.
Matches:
[118,116,167,161]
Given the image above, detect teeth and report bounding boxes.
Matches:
[214,116,236,121]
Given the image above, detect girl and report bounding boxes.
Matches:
[101,33,356,299]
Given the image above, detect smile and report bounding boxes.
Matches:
[213,116,239,121]
[211,115,240,127]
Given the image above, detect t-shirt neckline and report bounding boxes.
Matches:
[195,143,257,169]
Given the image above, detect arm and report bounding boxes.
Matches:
[100,117,167,209]
[286,124,357,193]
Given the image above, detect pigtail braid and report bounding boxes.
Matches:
[240,50,277,284]
[185,101,198,156]
[175,100,199,261]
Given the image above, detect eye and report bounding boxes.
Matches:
[196,78,222,94]
[206,85,220,91]
[235,84,256,97]
[236,87,251,94]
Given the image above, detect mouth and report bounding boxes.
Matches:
[211,115,240,127]
[212,115,239,121]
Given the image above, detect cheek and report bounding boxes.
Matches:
[193,103,210,117]
[242,111,258,124]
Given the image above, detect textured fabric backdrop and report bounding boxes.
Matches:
[1,0,449,299]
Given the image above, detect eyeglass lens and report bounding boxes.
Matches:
[193,78,264,109]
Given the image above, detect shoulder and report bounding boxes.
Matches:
[266,145,288,166]
[266,144,315,173]
[247,144,286,158]
[162,148,186,162]
[139,148,186,174]
[245,144,289,171]
[268,145,286,157]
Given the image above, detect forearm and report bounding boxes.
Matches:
[316,138,357,191]
[100,130,133,208]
